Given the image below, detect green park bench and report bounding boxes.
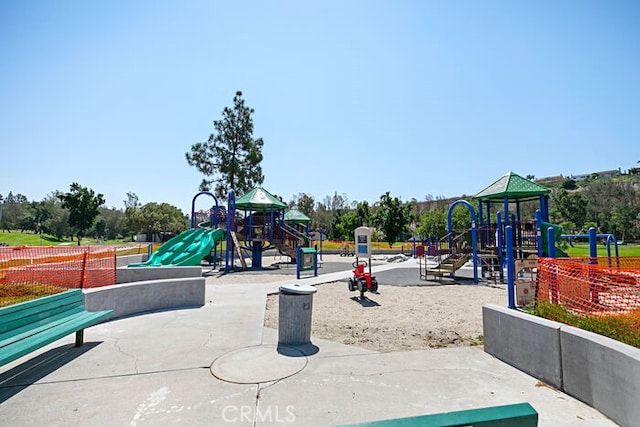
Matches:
[338,402,538,427]
[0,289,113,367]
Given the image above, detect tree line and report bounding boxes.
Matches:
[0,186,187,245]
[292,176,640,244]
[2,174,638,246]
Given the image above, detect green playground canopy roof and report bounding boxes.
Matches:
[475,171,550,202]
[235,186,287,212]
[284,208,311,223]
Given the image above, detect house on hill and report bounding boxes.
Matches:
[571,169,621,182]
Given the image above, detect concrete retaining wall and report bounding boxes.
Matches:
[483,304,640,427]
[561,325,640,427]
[116,254,148,267]
[482,304,562,388]
[84,277,206,321]
[116,266,202,284]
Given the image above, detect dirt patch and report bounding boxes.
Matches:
[264,281,508,352]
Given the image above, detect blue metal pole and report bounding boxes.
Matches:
[471,218,478,284]
[296,245,301,280]
[547,226,556,258]
[225,191,235,273]
[606,235,612,267]
[588,227,598,303]
[516,201,522,258]
[319,228,323,261]
[589,227,597,261]
[506,226,515,309]
[412,237,416,258]
[485,201,491,249]
[535,210,543,257]
[314,244,318,277]
[478,200,483,246]
[497,212,504,282]
[604,234,620,268]
[503,196,509,238]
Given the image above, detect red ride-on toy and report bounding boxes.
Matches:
[348,260,378,299]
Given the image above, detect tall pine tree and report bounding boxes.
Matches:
[186,91,264,198]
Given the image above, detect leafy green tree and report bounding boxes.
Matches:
[94,219,107,240]
[292,193,315,218]
[137,202,188,242]
[559,221,577,235]
[312,201,333,238]
[186,91,264,197]
[20,201,51,235]
[311,192,350,239]
[551,189,587,230]
[96,207,126,240]
[58,183,105,245]
[0,192,29,232]
[372,192,413,247]
[581,221,598,234]
[335,211,360,240]
[334,201,373,240]
[124,192,143,241]
[416,209,447,239]
[355,201,371,226]
[561,178,577,190]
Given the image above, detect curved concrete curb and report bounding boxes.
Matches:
[83,277,206,321]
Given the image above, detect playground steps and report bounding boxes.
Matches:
[425,253,470,280]
[275,242,297,261]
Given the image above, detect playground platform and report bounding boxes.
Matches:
[0,256,616,426]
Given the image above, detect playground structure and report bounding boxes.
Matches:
[415,172,638,317]
[419,172,555,285]
[125,187,318,273]
[225,187,317,273]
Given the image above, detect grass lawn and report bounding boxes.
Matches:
[563,242,640,257]
[0,230,130,247]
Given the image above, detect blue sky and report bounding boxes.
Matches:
[1,0,638,215]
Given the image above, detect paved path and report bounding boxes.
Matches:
[0,259,617,426]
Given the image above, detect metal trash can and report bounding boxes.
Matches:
[278,284,317,346]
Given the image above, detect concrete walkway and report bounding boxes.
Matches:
[0,260,617,426]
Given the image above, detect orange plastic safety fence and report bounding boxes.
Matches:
[537,257,640,315]
[0,246,116,306]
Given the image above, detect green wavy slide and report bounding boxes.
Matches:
[128,228,225,267]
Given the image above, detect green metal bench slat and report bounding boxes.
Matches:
[0,307,95,348]
[0,289,82,317]
[338,402,538,427]
[0,290,84,334]
[0,309,112,367]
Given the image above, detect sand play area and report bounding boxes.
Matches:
[262,255,508,352]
